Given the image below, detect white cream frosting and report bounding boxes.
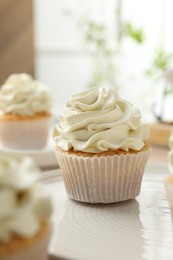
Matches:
[0,151,52,242]
[53,88,149,153]
[0,74,51,116]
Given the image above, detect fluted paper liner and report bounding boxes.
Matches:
[55,147,151,204]
[0,117,51,149]
[0,224,51,260]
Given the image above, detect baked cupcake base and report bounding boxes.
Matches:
[55,144,151,204]
[0,221,51,260]
[0,112,52,150]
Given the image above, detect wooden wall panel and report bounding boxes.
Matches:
[0,0,34,85]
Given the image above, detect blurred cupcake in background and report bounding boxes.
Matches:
[0,73,52,149]
[53,87,151,204]
[0,151,52,260]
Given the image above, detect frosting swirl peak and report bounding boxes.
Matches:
[53,88,149,153]
[0,73,51,116]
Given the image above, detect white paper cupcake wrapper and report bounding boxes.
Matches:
[0,117,51,149]
[55,148,151,204]
[0,224,51,260]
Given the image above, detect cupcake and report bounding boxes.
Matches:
[53,87,151,204]
[0,73,52,149]
[0,151,52,260]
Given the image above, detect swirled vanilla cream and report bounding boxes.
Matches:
[53,88,149,153]
[0,151,52,242]
[0,74,51,116]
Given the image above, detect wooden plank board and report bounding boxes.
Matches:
[149,122,173,147]
[0,0,34,85]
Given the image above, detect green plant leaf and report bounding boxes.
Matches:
[123,22,145,44]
